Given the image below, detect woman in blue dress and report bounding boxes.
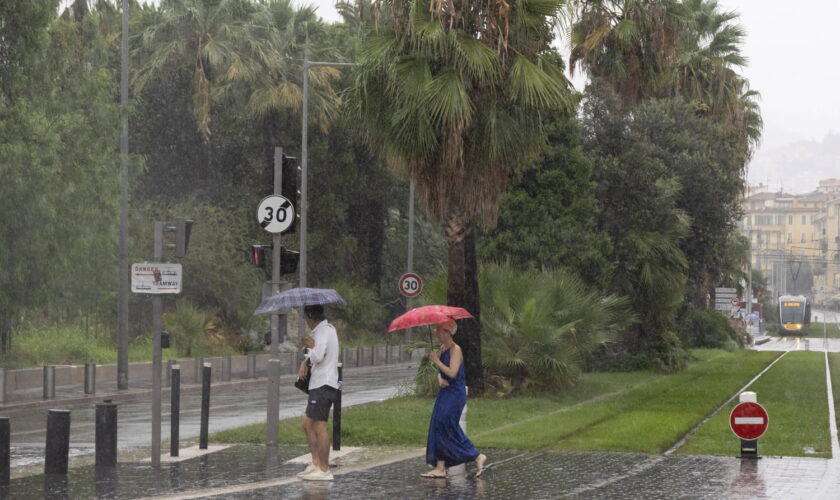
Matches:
[421,319,487,478]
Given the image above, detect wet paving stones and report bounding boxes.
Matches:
[3,446,840,499]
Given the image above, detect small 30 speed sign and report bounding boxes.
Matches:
[257,195,295,234]
[399,273,423,298]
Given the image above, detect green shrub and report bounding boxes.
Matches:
[676,305,740,349]
[164,301,213,357]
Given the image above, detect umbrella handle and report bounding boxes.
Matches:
[428,325,433,350]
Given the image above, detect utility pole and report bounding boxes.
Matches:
[150,222,163,466]
[266,147,286,446]
[406,180,416,342]
[298,59,354,338]
[117,0,130,390]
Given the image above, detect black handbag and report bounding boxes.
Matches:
[294,360,311,394]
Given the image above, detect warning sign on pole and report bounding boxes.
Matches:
[131,263,182,294]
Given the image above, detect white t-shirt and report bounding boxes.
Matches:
[306,319,339,390]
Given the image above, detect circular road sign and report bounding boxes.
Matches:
[730,402,769,440]
[398,273,423,298]
[257,195,295,234]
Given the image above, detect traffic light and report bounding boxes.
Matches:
[250,245,270,268]
[161,330,171,349]
[281,154,299,234]
[248,244,298,274]
[175,217,193,257]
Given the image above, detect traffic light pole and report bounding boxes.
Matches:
[266,147,285,446]
[151,222,163,466]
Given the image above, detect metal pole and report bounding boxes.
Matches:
[170,365,180,457]
[272,147,283,358]
[407,180,415,342]
[266,359,281,446]
[95,400,117,468]
[247,354,257,378]
[151,221,163,466]
[117,0,130,392]
[45,409,71,475]
[332,363,342,451]
[0,417,9,486]
[43,366,55,400]
[85,363,96,395]
[0,368,6,404]
[747,259,753,315]
[165,359,174,388]
[223,356,231,382]
[199,363,211,449]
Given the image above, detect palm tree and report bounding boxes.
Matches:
[350,0,574,393]
[133,0,254,144]
[569,0,682,108]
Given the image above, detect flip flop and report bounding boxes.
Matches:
[420,471,447,478]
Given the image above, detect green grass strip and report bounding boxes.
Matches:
[679,351,830,458]
[802,322,840,339]
[210,370,660,446]
[475,350,779,453]
[828,353,840,434]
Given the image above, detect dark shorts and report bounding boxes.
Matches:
[305,385,339,422]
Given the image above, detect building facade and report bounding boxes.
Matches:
[740,180,840,306]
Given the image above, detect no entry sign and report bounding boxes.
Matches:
[730,402,769,440]
[398,273,423,298]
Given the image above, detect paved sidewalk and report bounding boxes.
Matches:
[4,444,840,499]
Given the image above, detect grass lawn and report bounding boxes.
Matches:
[829,353,840,431]
[678,351,830,458]
[802,322,840,339]
[478,350,779,453]
[210,370,661,446]
[212,349,782,456]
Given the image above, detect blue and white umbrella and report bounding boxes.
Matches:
[254,287,347,315]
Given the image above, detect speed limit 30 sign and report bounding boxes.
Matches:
[399,273,423,298]
[257,195,295,234]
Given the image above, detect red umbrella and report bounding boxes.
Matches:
[388,305,474,332]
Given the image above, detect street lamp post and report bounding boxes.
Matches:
[299,60,354,337]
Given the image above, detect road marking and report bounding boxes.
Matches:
[733,417,764,425]
[814,345,840,499]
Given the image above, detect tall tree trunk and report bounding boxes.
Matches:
[463,230,483,395]
[445,213,483,395]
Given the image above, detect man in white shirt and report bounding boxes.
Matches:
[296,304,339,481]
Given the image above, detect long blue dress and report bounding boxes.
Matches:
[425,348,480,467]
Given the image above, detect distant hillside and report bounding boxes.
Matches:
[748,131,840,194]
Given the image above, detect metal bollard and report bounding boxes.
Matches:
[43,366,55,400]
[266,359,281,446]
[332,363,343,451]
[165,360,175,388]
[95,400,117,468]
[0,368,6,404]
[199,363,211,449]
[370,346,376,366]
[356,346,362,367]
[84,363,96,395]
[386,345,392,365]
[194,357,204,384]
[0,417,9,486]
[223,356,232,382]
[247,354,257,379]
[398,344,404,363]
[170,365,180,457]
[45,409,71,475]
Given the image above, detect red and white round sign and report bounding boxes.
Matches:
[730,402,769,440]
[398,273,423,298]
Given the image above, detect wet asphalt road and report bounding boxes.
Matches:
[6,363,416,468]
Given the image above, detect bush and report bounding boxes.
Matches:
[676,306,740,350]
[163,301,214,357]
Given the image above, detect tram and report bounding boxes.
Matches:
[777,295,811,335]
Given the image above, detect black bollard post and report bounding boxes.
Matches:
[45,409,71,475]
[95,400,117,468]
[332,363,343,451]
[170,365,180,457]
[85,363,96,395]
[43,366,55,400]
[0,417,9,486]
[199,363,211,449]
